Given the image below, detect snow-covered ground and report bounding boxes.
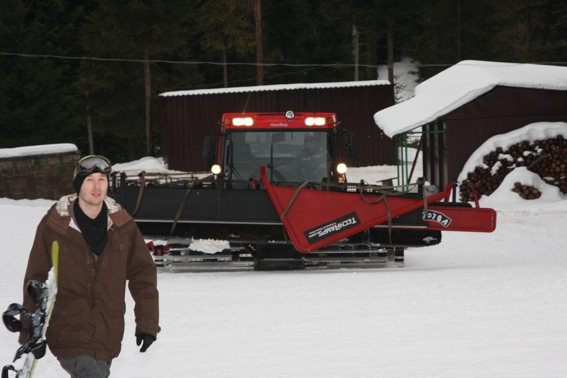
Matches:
[1,157,566,377]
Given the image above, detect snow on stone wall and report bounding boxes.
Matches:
[0,145,80,200]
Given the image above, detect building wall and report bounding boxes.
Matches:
[425,86,567,189]
[0,151,80,200]
[159,84,396,172]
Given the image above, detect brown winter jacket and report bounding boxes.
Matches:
[20,195,160,360]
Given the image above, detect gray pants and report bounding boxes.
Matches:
[58,355,112,378]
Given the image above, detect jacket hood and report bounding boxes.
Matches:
[54,194,122,232]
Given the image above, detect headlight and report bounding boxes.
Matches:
[211,164,222,175]
[304,117,326,126]
[232,117,254,126]
[336,163,347,174]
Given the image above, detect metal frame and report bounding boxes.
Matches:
[395,122,446,189]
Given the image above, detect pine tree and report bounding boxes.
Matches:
[412,0,501,81]
[196,0,255,88]
[261,0,312,84]
[81,0,192,159]
[0,0,85,148]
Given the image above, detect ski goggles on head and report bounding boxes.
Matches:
[74,155,112,178]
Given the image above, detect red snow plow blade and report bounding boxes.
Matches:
[423,205,496,232]
[260,166,496,253]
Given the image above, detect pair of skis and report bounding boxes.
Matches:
[2,241,59,378]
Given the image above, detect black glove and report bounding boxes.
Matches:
[136,333,156,353]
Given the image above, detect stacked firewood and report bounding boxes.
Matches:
[459,135,567,201]
[512,183,542,200]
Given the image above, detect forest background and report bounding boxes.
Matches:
[1,0,566,163]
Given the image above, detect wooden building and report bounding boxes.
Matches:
[159,81,395,172]
[374,61,567,190]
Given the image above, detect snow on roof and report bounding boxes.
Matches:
[0,143,78,159]
[374,60,567,137]
[160,80,390,97]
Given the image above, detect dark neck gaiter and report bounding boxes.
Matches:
[73,200,108,256]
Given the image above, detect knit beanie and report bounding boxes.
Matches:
[73,173,88,194]
[73,155,112,194]
[73,168,110,194]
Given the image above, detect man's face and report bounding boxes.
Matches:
[305,139,318,153]
[78,172,108,208]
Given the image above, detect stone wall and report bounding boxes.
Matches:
[0,151,81,200]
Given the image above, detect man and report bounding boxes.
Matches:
[287,135,329,181]
[20,155,160,378]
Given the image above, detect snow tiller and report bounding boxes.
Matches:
[108,111,496,271]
